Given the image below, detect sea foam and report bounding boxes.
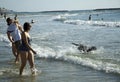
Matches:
[32,43,120,74]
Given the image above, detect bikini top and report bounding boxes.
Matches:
[22,37,32,46]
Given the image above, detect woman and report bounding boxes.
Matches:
[19,22,37,75]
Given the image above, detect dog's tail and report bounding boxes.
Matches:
[72,43,79,46]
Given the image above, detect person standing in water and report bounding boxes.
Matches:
[19,22,37,75]
[89,15,91,20]
[6,17,23,63]
[31,19,35,24]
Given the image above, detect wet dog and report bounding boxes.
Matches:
[72,43,97,53]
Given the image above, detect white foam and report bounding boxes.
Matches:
[0,70,4,75]
[32,43,120,74]
[0,34,9,43]
[0,68,19,76]
[61,13,78,17]
[63,55,120,74]
[52,15,67,22]
[51,13,78,22]
[64,19,120,27]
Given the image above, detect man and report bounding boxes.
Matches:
[6,17,23,63]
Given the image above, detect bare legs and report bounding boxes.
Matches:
[19,51,28,75]
[28,51,37,75]
[12,43,20,63]
[12,43,17,58]
[12,43,18,63]
[19,50,35,75]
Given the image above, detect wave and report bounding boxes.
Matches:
[51,13,78,22]
[64,55,120,74]
[52,15,67,22]
[0,34,11,48]
[52,13,120,27]
[32,43,120,75]
[0,34,9,43]
[64,20,120,27]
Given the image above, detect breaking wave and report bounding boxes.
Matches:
[32,43,120,75]
[52,13,120,27]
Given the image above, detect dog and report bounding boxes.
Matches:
[72,43,97,53]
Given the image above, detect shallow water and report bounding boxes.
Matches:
[0,58,120,82]
[0,9,120,82]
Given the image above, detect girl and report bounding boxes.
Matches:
[19,22,37,75]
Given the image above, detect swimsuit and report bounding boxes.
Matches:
[19,37,32,51]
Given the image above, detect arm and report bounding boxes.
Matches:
[15,23,23,32]
[7,32,14,43]
[22,32,36,54]
[17,24,23,32]
[13,18,23,32]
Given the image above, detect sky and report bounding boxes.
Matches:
[0,0,120,12]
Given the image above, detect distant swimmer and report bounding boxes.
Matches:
[89,15,91,20]
[31,19,35,24]
[14,14,17,20]
[72,43,97,53]
[4,13,7,19]
[101,18,104,21]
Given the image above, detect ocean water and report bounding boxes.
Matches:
[0,9,120,82]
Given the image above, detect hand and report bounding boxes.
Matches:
[32,50,37,54]
[12,41,15,44]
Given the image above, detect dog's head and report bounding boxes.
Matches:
[77,44,87,51]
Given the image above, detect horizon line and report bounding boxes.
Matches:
[14,7,120,13]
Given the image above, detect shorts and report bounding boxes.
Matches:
[14,40,21,50]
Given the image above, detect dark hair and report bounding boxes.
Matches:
[6,17,12,25]
[23,22,31,31]
[6,17,11,22]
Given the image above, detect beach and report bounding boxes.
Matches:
[0,9,120,82]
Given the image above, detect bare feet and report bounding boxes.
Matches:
[31,68,38,75]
